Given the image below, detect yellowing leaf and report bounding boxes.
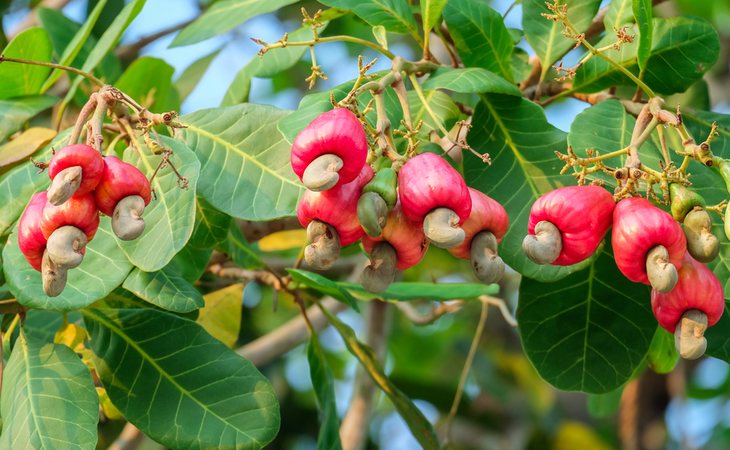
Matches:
[0,127,56,168]
[258,229,307,252]
[54,322,87,353]
[553,421,613,450]
[96,387,123,420]
[198,283,243,347]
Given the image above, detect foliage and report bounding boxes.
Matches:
[0,0,728,449]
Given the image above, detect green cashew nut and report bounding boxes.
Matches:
[362,168,398,208]
[669,183,706,222]
[683,208,720,263]
[357,192,389,237]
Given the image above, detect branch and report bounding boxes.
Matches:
[340,300,391,450]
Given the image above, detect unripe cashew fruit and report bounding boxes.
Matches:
[47,144,104,205]
[398,153,471,248]
[669,183,705,222]
[651,253,724,360]
[358,167,398,237]
[18,192,49,271]
[682,207,720,263]
[291,108,368,191]
[612,197,686,292]
[449,188,508,284]
[523,185,614,266]
[95,156,152,241]
[297,165,373,269]
[361,202,429,293]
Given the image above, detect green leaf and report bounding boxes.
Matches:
[176,48,221,102]
[604,0,634,31]
[308,332,343,450]
[4,218,133,311]
[522,0,601,81]
[0,95,57,143]
[114,56,180,113]
[443,0,514,81]
[567,99,662,187]
[420,0,448,34]
[288,269,360,312]
[407,90,460,137]
[198,283,243,348]
[36,7,120,83]
[166,245,213,283]
[342,281,499,301]
[38,0,108,92]
[60,0,146,112]
[0,28,53,99]
[180,104,304,220]
[83,307,280,449]
[317,305,439,450]
[706,310,730,363]
[318,0,419,39]
[464,94,580,281]
[0,129,68,236]
[573,17,720,95]
[116,136,200,271]
[647,326,679,374]
[221,222,264,269]
[518,246,655,393]
[0,332,98,449]
[122,267,204,313]
[633,0,653,72]
[222,26,317,106]
[172,0,299,47]
[191,196,232,249]
[422,67,521,96]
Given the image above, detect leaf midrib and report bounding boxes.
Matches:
[184,122,301,190]
[83,308,263,444]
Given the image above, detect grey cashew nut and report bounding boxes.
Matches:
[683,208,720,263]
[112,195,146,240]
[47,166,82,205]
[357,192,388,237]
[302,154,344,191]
[674,309,708,360]
[42,250,68,297]
[646,245,678,293]
[470,231,505,284]
[423,208,465,248]
[361,242,397,293]
[46,226,87,269]
[304,220,341,270]
[522,220,562,264]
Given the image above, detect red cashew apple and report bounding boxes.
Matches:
[651,253,725,360]
[523,185,614,266]
[449,188,509,284]
[291,108,368,191]
[95,156,152,241]
[398,152,472,248]
[47,144,104,205]
[612,197,686,293]
[18,192,50,271]
[361,202,429,292]
[297,164,373,269]
[41,193,99,270]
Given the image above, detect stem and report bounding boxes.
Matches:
[260,35,396,60]
[2,314,21,357]
[442,298,489,448]
[0,55,104,86]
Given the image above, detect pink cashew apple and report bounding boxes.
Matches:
[398,152,471,248]
[297,164,373,269]
[95,156,152,240]
[612,197,686,293]
[290,108,368,191]
[523,185,614,266]
[47,144,104,205]
[449,188,509,283]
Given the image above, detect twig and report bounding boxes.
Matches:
[396,301,464,326]
[0,55,104,87]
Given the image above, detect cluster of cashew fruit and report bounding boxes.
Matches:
[18,144,151,297]
[523,185,724,360]
[292,108,509,293]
